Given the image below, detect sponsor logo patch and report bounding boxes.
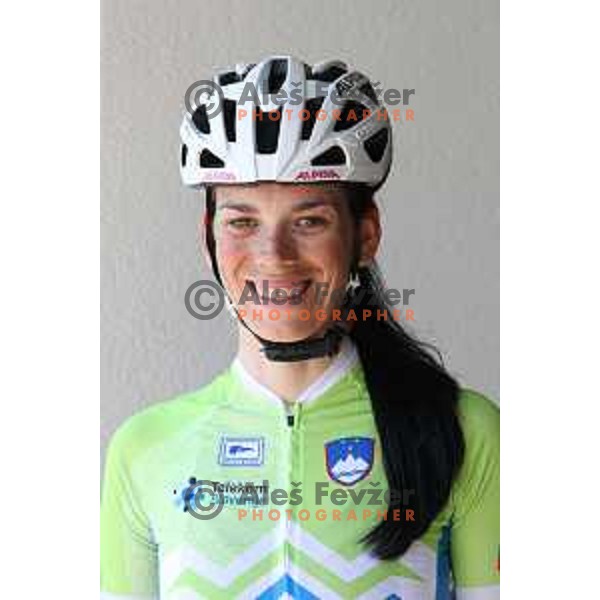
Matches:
[218,435,265,466]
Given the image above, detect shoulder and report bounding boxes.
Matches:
[456,388,499,467]
[105,369,233,466]
[456,388,499,442]
[451,389,499,511]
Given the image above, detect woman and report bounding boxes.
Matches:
[101,55,499,600]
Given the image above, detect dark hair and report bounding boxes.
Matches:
[344,184,465,559]
[204,184,465,560]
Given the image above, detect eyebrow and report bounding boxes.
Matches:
[218,198,336,213]
[293,199,336,211]
[218,202,258,213]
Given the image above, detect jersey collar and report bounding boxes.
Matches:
[230,336,360,409]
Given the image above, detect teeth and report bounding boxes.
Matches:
[249,279,311,288]
[245,279,312,298]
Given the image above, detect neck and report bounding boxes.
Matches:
[235,326,344,403]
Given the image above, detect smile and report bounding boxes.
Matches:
[245,279,312,304]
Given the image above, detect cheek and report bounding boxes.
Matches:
[217,236,242,260]
[215,226,263,266]
[300,235,352,277]
[215,237,251,284]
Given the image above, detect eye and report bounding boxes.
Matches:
[294,216,329,229]
[226,217,259,231]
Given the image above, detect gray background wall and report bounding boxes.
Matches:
[101,0,499,459]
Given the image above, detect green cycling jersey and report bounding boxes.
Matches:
[101,339,499,599]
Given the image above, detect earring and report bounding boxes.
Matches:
[346,271,361,294]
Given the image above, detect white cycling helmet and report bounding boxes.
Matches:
[179,55,392,190]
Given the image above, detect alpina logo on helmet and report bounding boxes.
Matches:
[201,171,236,181]
[294,169,342,181]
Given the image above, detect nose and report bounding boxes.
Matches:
[256,223,298,263]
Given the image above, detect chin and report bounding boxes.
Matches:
[249,319,329,344]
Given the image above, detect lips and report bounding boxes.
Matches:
[246,279,312,304]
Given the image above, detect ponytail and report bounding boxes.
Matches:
[345,187,465,559]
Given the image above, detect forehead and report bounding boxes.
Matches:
[214,182,349,210]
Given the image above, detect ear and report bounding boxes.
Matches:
[358,200,382,266]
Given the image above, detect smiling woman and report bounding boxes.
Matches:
[101,55,499,600]
[207,182,374,345]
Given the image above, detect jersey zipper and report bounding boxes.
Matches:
[283,401,301,581]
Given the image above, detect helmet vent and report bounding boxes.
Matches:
[200,149,225,168]
[223,99,237,142]
[267,59,288,94]
[238,63,256,79]
[309,65,347,83]
[333,100,369,132]
[363,128,389,163]
[311,146,346,166]
[219,71,242,86]
[191,105,210,134]
[181,144,188,167]
[359,81,378,104]
[255,107,283,154]
[301,97,325,141]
